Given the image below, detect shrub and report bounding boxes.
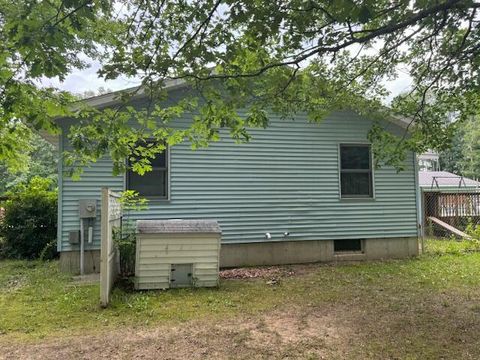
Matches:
[113,221,136,277]
[113,191,148,277]
[0,177,57,260]
[463,222,480,252]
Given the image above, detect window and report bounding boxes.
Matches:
[334,239,363,253]
[339,144,373,198]
[126,141,168,198]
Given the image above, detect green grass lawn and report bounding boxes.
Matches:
[1,238,480,358]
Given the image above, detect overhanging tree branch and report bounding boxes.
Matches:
[160,0,474,82]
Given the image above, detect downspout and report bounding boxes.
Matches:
[413,153,423,254]
[57,133,63,253]
[80,218,85,275]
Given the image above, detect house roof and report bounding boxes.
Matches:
[75,81,412,129]
[40,78,413,146]
[74,78,187,109]
[419,171,480,190]
[418,150,439,161]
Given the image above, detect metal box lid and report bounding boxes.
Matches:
[136,219,221,234]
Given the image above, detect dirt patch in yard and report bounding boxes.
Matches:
[219,266,297,280]
[5,290,477,360]
[0,306,350,360]
[0,274,25,293]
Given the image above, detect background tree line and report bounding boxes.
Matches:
[441,115,480,180]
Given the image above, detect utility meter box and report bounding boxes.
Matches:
[69,230,80,244]
[135,219,221,290]
[79,199,97,218]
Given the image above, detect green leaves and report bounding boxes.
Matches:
[0,0,115,171]
[441,114,480,179]
[0,131,57,194]
[0,176,57,260]
[358,5,373,24]
[87,0,480,172]
[2,0,480,175]
[0,121,32,174]
[119,190,149,212]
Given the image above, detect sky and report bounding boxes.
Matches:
[41,60,141,95]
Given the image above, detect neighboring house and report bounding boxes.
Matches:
[43,81,420,273]
[418,170,480,236]
[419,171,480,192]
[417,150,440,171]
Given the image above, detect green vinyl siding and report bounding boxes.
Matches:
[58,110,418,252]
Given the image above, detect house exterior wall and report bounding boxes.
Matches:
[58,109,419,264]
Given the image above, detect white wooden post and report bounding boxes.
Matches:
[100,188,122,307]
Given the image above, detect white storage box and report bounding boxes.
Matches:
[135,219,221,290]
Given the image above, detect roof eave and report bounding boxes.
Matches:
[75,78,188,109]
[38,129,59,148]
[38,78,189,145]
[389,114,413,131]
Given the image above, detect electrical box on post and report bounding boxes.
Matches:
[79,199,97,219]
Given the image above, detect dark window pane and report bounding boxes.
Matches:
[149,152,166,168]
[130,149,166,168]
[340,145,370,170]
[128,170,166,197]
[127,141,168,198]
[334,239,362,252]
[341,172,371,196]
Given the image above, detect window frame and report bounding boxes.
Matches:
[125,142,170,201]
[338,143,375,200]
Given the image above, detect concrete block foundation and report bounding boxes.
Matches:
[220,237,418,268]
[59,250,101,274]
[59,237,419,273]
